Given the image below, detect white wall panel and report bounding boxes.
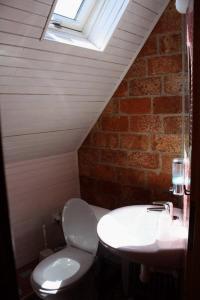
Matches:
[6,152,80,267]
[3,129,88,162]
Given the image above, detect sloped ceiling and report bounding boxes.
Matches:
[0,0,169,163]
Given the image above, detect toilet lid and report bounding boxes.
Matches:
[31,247,94,292]
[62,198,98,254]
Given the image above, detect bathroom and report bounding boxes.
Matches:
[0,0,199,299]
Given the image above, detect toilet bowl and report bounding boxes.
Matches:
[31,198,109,299]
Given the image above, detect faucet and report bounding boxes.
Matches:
[147,201,173,219]
[163,202,173,219]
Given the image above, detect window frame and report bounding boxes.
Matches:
[51,0,97,32]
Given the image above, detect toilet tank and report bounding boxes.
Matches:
[89,205,110,221]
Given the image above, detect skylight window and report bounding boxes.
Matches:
[54,0,84,20]
[51,0,97,31]
[43,0,129,51]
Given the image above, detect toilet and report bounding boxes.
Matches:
[31,198,109,299]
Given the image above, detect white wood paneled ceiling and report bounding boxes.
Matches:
[0,0,169,163]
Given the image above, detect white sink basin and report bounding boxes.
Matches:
[97,205,188,269]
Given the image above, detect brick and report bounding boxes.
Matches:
[113,80,128,97]
[103,99,119,114]
[139,35,157,57]
[184,95,190,114]
[93,118,102,130]
[161,154,180,174]
[103,100,114,114]
[153,96,182,114]
[92,164,116,182]
[79,161,93,177]
[130,77,161,96]
[125,58,146,78]
[92,132,119,148]
[128,152,159,169]
[94,193,119,210]
[78,148,100,163]
[163,116,182,133]
[164,74,183,94]
[80,176,97,202]
[184,116,189,134]
[150,189,176,203]
[117,186,151,207]
[152,134,182,154]
[148,55,182,75]
[130,115,162,133]
[120,98,151,114]
[96,180,121,197]
[153,2,182,34]
[81,178,119,209]
[159,33,182,54]
[120,134,149,150]
[101,149,127,166]
[82,132,92,147]
[147,171,171,190]
[101,116,129,131]
[116,167,145,186]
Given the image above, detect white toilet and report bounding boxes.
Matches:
[31,198,109,299]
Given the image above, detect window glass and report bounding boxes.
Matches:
[54,0,84,20]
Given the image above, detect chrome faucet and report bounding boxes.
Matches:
[147,201,173,219]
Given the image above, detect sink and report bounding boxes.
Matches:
[97,205,188,269]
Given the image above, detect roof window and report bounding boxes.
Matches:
[42,0,129,51]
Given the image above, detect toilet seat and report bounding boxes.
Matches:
[62,198,98,254]
[31,246,94,294]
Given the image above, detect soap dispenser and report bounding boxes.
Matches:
[171,158,184,195]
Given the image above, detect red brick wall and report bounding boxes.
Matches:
[78,1,185,209]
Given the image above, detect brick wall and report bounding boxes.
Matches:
[78,1,185,209]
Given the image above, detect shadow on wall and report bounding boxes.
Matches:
[78,0,187,210]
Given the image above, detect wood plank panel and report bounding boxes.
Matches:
[0,85,111,96]
[0,0,50,16]
[127,1,158,20]
[0,0,170,164]
[0,66,117,83]
[5,152,80,267]
[118,19,148,36]
[1,98,104,112]
[0,57,121,78]
[114,28,144,44]
[3,130,87,163]
[35,0,53,5]
[0,55,124,75]
[109,37,139,52]
[0,4,46,27]
[133,0,163,13]
[2,102,100,136]
[0,31,134,63]
[0,43,130,66]
[0,76,115,90]
[122,10,152,29]
[0,18,43,38]
[0,94,105,103]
